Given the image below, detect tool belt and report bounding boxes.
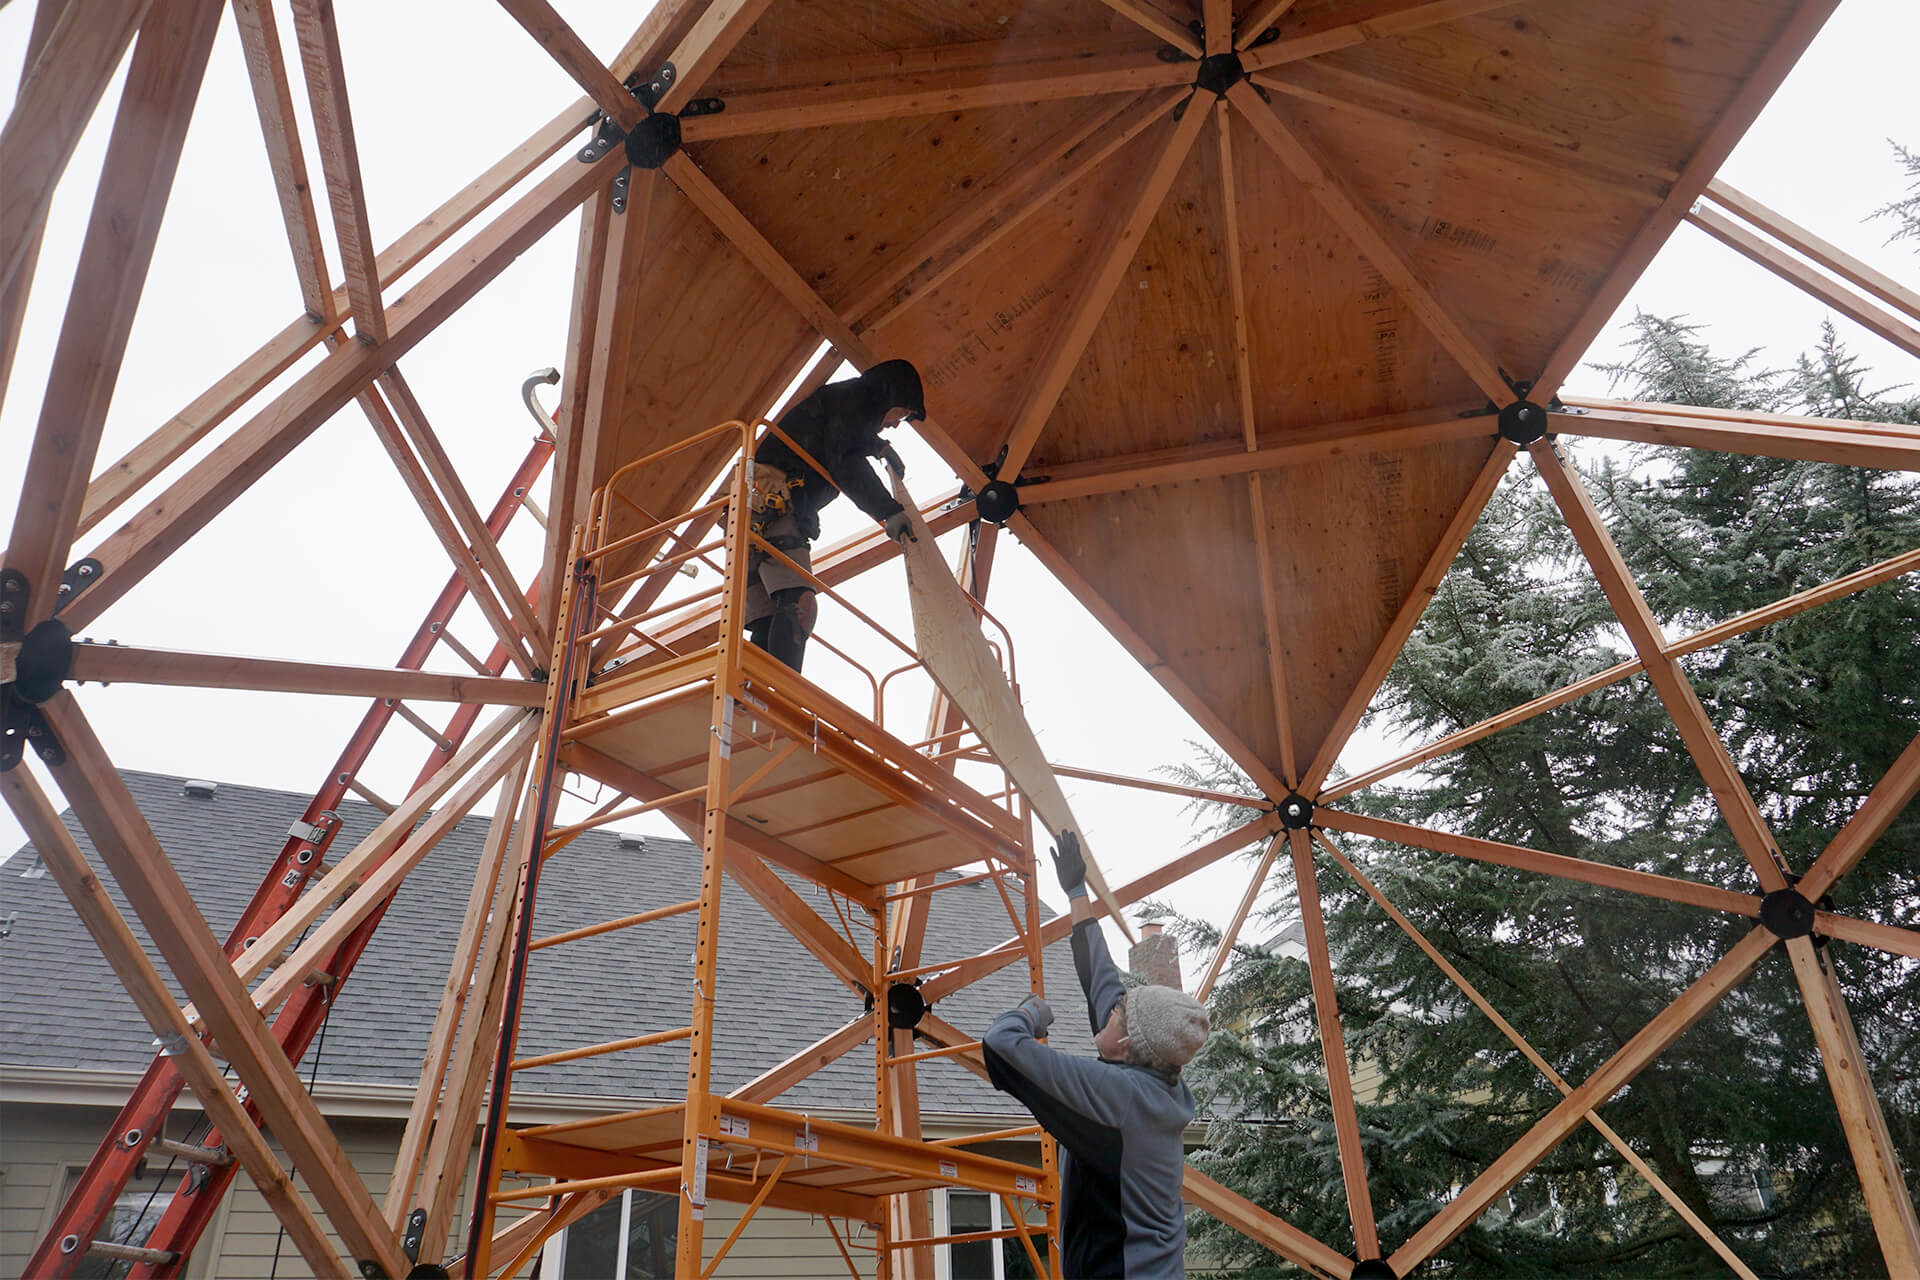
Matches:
[746,460,802,530]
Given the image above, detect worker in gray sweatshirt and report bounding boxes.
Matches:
[982,830,1211,1278]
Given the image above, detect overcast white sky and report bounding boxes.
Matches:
[3,2,1917,974]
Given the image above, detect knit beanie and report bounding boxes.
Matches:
[1125,984,1209,1073]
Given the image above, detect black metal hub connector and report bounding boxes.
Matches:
[1277,792,1314,830]
[975,479,1021,525]
[1195,52,1245,95]
[625,112,683,169]
[1759,887,1816,939]
[1498,398,1549,444]
[887,981,928,1031]
[14,619,74,705]
[1351,1259,1397,1280]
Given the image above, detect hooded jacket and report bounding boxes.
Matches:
[983,917,1196,1278]
[753,360,922,538]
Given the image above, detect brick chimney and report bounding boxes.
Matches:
[1128,920,1183,989]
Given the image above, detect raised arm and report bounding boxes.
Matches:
[1055,830,1126,1032]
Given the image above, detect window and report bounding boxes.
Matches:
[56,1171,174,1280]
[934,1189,1048,1280]
[546,1188,677,1279]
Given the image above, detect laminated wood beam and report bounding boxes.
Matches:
[231,0,333,320]
[1301,441,1514,794]
[1011,509,1291,802]
[1194,833,1283,1001]
[680,50,1194,142]
[1320,808,1762,918]
[1233,0,1303,51]
[1253,63,1672,201]
[1389,927,1780,1271]
[1014,405,1492,504]
[1532,441,1792,893]
[541,186,616,630]
[652,0,778,115]
[999,97,1212,480]
[2,0,222,632]
[63,144,626,632]
[725,850,873,995]
[359,380,541,674]
[1242,0,1524,71]
[1288,828,1378,1258]
[64,642,545,705]
[1801,730,1920,902]
[1327,543,1920,800]
[1561,395,1918,438]
[1227,81,1511,405]
[1202,0,1232,55]
[1532,0,1845,397]
[381,366,550,653]
[1688,204,1920,360]
[38,693,409,1279]
[76,95,587,539]
[1784,937,1920,1275]
[1215,101,1258,452]
[0,768,344,1280]
[1554,405,1920,472]
[1314,830,1765,1280]
[1705,180,1920,324]
[1100,0,1203,57]
[0,0,150,297]
[497,0,644,129]
[1181,1167,1352,1279]
[386,759,528,1225]
[858,91,1180,329]
[731,1018,875,1105]
[0,0,70,405]
[919,812,1284,1002]
[288,0,386,342]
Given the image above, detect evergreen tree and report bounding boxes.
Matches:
[1871,140,1920,250]
[1159,315,1919,1276]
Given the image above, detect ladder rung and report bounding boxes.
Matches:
[151,1137,233,1166]
[521,491,549,530]
[87,1240,180,1265]
[344,777,395,814]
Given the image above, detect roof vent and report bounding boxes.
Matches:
[617,832,646,850]
[182,779,218,799]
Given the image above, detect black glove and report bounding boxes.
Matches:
[1016,994,1055,1037]
[1051,828,1087,898]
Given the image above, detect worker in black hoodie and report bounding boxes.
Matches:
[744,359,924,672]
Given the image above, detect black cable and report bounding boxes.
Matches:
[269,986,334,1280]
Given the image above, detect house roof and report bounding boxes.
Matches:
[0,770,1098,1118]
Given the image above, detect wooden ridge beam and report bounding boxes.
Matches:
[381,366,551,653]
[1801,730,1920,902]
[1195,834,1283,1002]
[0,1,81,407]
[38,693,410,1278]
[1253,62,1671,201]
[653,0,778,115]
[1784,937,1920,1274]
[1216,100,1258,452]
[1532,441,1792,893]
[731,1018,874,1105]
[1532,0,1845,396]
[1203,0,1232,55]
[1241,0,1520,71]
[2,0,222,633]
[231,0,333,320]
[1313,830,1766,1280]
[1183,1166,1350,1278]
[1301,441,1514,794]
[1288,828,1378,1258]
[62,144,626,632]
[1389,927,1780,1272]
[1000,96,1211,480]
[680,50,1194,142]
[1015,405,1493,504]
[288,0,386,342]
[541,181,616,630]
[65,642,545,705]
[76,95,588,539]
[1319,808,1762,918]
[0,0,151,297]
[1686,203,1920,360]
[0,767,345,1280]
[1560,395,1918,437]
[1227,81,1511,404]
[1233,0,1303,51]
[1100,0,1203,57]
[1328,543,1920,801]
[1705,180,1920,324]
[497,0,644,129]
